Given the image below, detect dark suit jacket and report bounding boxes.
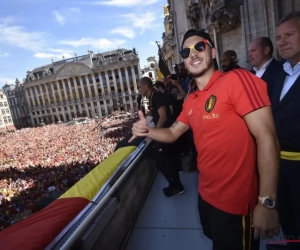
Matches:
[251,59,283,98]
[272,71,300,152]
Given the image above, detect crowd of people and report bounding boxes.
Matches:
[0,112,137,230]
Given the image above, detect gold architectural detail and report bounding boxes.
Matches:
[163,4,170,16]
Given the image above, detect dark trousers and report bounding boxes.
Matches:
[187,129,197,162]
[198,194,260,250]
[277,159,300,250]
[156,142,183,188]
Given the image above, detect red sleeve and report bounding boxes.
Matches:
[226,69,271,117]
[176,96,191,125]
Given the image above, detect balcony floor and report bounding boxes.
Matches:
[126,157,283,250]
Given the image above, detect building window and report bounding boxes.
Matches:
[94,73,100,83]
[127,66,132,77]
[75,77,81,86]
[59,80,63,90]
[4,102,7,106]
[70,78,75,87]
[0,102,2,107]
[81,76,87,85]
[88,74,93,84]
[134,65,139,76]
[91,87,95,97]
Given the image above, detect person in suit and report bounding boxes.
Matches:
[248,37,283,98]
[267,12,300,250]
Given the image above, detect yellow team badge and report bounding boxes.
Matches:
[205,95,217,113]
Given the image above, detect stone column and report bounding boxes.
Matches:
[111,70,119,111]
[84,75,95,118]
[61,79,72,121]
[99,73,108,115]
[91,74,102,117]
[54,80,66,122]
[44,82,55,123]
[117,68,127,111]
[79,76,89,117]
[131,66,138,91]
[71,77,83,115]
[66,78,75,119]
[124,68,134,112]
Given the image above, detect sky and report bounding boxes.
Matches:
[0,0,166,87]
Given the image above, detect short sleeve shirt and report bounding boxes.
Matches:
[177,69,271,215]
[151,90,174,127]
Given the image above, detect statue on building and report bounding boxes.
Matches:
[15,78,20,86]
[198,0,243,34]
[163,4,170,17]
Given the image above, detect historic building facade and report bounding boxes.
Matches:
[3,79,30,129]
[23,48,140,126]
[0,90,15,132]
[160,2,179,72]
[168,0,300,69]
[140,56,158,81]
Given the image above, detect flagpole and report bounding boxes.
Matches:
[156,41,169,71]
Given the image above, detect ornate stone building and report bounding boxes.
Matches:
[0,90,15,133]
[168,0,300,69]
[160,1,179,72]
[3,79,30,129]
[140,56,158,81]
[23,48,140,126]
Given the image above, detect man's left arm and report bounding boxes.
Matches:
[244,106,280,198]
[243,106,280,239]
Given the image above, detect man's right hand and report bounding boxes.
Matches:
[128,111,149,142]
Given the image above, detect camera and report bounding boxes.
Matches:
[170,74,179,80]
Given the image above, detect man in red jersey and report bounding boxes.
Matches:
[130,29,280,250]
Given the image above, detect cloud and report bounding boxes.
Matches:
[53,11,65,25]
[111,27,135,39]
[53,8,81,25]
[149,41,156,46]
[0,51,9,57]
[34,52,72,59]
[0,21,47,52]
[121,11,157,33]
[88,0,158,7]
[0,16,17,25]
[60,38,126,50]
[47,48,74,54]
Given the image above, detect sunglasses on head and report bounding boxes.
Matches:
[179,40,213,59]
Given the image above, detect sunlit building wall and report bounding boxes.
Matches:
[24,48,140,126]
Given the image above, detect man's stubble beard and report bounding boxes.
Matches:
[188,59,213,78]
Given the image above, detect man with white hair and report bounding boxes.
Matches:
[269,11,300,250]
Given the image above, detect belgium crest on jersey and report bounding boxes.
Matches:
[205,95,217,113]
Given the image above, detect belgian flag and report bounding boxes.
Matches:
[157,48,170,81]
[0,146,137,250]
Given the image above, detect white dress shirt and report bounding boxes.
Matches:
[280,61,300,100]
[253,58,274,78]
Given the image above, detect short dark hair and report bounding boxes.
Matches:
[259,37,273,56]
[139,77,153,88]
[223,50,237,58]
[276,11,300,27]
[154,81,166,90]
[181,29,215,49]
